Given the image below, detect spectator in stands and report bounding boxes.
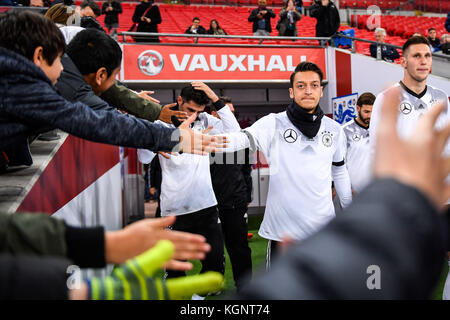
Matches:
[78,0,101,18]
[185,17,206,35]
[132,0,162,42]
[370,27,400,63]
[0,10,222,167]
[102,0,122,36]
[248,0,276,37]
[294,0,303,12]
[310,0,340,46]
[207,19,227,35]
[427,27,441,52]
[277,0,302,37]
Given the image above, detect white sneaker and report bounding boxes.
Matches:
[191,294,206,300]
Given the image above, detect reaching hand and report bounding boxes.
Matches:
[373,87,450,208]
[89,240,224,300]
[158,103,188,124]
[178,113,228,155]
[105,215,211,269]
[137,90,160,103]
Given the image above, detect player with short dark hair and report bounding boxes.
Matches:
[223,61,352,268]
[342,92,376,193]
[138,82,241,299]
[369,35,450,299]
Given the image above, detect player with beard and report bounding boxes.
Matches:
[342,92,375,194]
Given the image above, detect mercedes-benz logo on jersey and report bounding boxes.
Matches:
[283,129,298,143]
[322,131,333,147]
[352,133,361,141]
[137,50,164,76]
[399,102,412,115]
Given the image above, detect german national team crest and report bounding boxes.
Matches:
[321,131,333,147]
[352,133,361,141]
[283,129,298,143]
[399,102,412,115]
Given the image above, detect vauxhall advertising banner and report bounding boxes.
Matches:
[120,45,327,82]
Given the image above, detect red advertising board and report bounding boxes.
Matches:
[120,45,327,82]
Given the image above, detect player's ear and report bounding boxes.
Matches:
[289,87,294,99]
[400,56,407,68]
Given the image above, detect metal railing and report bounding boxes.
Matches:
[118,32,332,46]
[117,31,450,63]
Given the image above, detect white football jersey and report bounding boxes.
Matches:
[370,82,449,165]
[369,82,450,202]
[342,119,371,193]
[138,105,239,216]
[370,82,449,143]
[228,111,348,241]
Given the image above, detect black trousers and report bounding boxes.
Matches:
[266,239,281,271]
[166,206,225,279]
[218,205,252,292]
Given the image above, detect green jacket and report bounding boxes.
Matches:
[0,212,105,268]
[101,82,162,122]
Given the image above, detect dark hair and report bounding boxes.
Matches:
[428,27,436,32]
[80,0,101,17]
[357,92,376,107]
[402,35,431,56]
[66,29,121,76]
[220,96,232,104]
[180,86,210,106]
[0,10,65,65]
[192,17,200,22]
[209,19,221,30]
[289,61,324,87]
[80,16,105,31]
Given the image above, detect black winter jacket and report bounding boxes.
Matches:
[0,48,180,166]
[132,3,162,33]
[310,1,340,37]
[248,7,276,33]
[236,179,447,299]
[210,149,253,209]
[102,1,122,25]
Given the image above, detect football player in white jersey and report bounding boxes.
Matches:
[138,82,241,298]
[224,62,352,268]
[342,92,376,194]
[369,35,450,299]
